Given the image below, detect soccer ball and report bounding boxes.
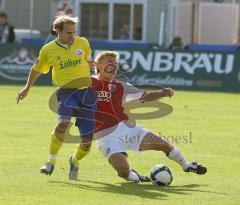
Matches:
[150,164,173,186]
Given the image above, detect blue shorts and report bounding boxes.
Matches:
[56,87,97,138]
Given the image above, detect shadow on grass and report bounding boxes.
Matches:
[48,179,215,200]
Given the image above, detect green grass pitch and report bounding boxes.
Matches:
[0,85,240,205]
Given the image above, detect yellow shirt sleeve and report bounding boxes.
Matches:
[32,47,50,74]
[83,38,92,61]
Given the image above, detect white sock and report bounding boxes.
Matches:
[167,146,190,170]
[127,170,140,182]
[48,154,57,164]
[49,154,57,160]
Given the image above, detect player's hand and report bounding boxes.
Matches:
[88,60,96,71]
[160,88,174,97]
[16,87,29,104]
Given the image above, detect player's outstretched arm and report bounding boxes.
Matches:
[139,88,174,103]
[16,68,41,104]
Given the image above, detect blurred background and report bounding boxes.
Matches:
[1,0,240,46]
[0,0,240,91]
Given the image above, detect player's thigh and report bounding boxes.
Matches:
[123,123,149,152]
[56,88,76,117]
[139,132,173,152]
[96,138,126,159]
[108,153,130,174]
[75,117,95,139]
[57,88,96,119]
[75,88,97,139]
[96,123,127,159]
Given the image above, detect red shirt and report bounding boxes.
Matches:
[91,77,143,133]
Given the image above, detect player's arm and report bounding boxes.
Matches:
[121,81,173,103]
[16,69,41,103]
[139,88,173,103]
[16,47,50,103]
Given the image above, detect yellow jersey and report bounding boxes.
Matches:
[32,36,92,89]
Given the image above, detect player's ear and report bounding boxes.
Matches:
[95,62,100,68]
[54,28,60,34]
[55,26,63,34]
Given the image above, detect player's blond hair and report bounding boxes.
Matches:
[95,51,119,63]
[95,51,119,74]
[53,13,79,31]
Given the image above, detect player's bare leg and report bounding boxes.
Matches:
[139,132,207,175]
[40,119,70,175]
[108,153,150,182]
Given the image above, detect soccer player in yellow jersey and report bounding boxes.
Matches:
[16,14,97,178]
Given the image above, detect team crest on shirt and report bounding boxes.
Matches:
[76,49,83,56]
[108,84,116,92]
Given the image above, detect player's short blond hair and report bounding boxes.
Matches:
[53,13,79,31]
[95,51,119,63]
[95,51,119,74]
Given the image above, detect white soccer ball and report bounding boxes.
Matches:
[150,164,173,186]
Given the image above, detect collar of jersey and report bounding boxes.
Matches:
[94,76,113,83]
[55,37,74,50]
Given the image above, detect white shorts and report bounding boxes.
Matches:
[95,121,150,159]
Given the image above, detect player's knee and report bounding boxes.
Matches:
[117,165,130,178]
[161,141,173,153]
[80,139,92,150]
[81,143,92,150]
[55,120,70,134]
[118,170,130,178]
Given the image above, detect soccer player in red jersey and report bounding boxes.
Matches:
[70,51,207,182]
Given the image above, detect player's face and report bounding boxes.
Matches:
[58,23,76,44]
[97,56,118,81]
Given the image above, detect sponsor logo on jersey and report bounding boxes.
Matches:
[59,59,81,69]
[96,91,111,102]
